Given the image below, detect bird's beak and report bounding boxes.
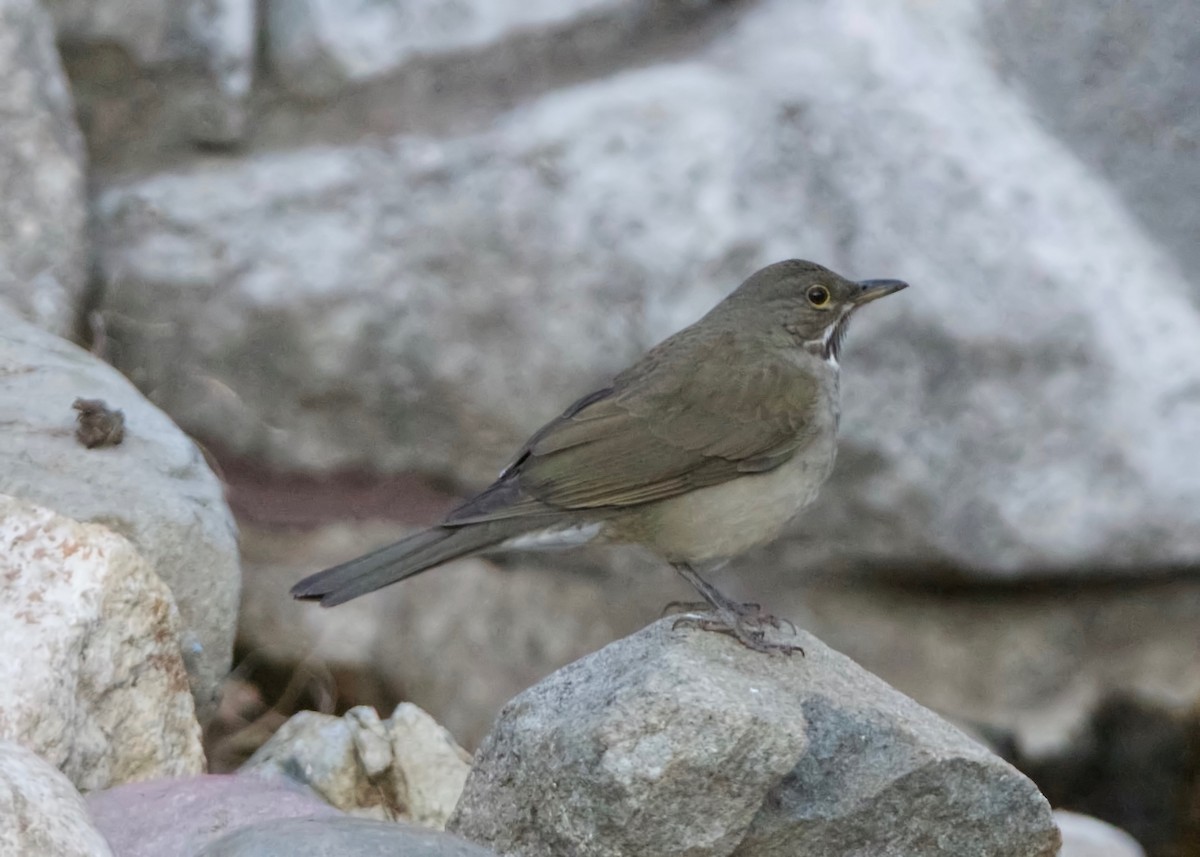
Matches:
[853,278,909,305]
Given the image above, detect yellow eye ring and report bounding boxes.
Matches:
[806,285,831,307]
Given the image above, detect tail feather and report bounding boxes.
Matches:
[290,523,509,607]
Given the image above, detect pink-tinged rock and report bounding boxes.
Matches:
[87,774,341,857]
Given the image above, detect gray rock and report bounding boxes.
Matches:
[197,817,498,857]
[86,774,341,857]
[448,619,1060,857]
[0,0,87,335]
[0,307,240,725]
[0,496,205,790]
[46,0,255,145]
[241,703,470,828]
[1055,811,1145,857]
[96,0,1200,577]
[266,0,634,100]
[0,741,114,857]
[985,0,1200,302]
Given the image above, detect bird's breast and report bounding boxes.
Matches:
[610,407,839,565]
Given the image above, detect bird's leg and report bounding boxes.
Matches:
[668,563,802,656]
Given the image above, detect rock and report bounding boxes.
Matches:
[0,0,87,335]
[86,774,340,857]
[266,0,636,99]
[448,619,1061,857]
[0,741,114,857]
[768,577,1200,854]
[0,307,240,725]
[236,520,661,747]
[0,496,205,790]
[195,817,498,857]
[1054,811,1145,857]
[241,703,470,828]
[46,0,255,145]
[985,0,1200,299]
[96,0,1200,577]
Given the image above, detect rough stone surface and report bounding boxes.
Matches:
[1055,811,1145,857]
[196,816,498,857]
[266,0,632,99]
[0,496,205,791]
[448,618,1060,857]
[769,578,1200,854]
[0,741,114,857]
[47,0,255,145]
[242,703,470,828]
[86,774,340,857]
[0,0,87,335]
[0,306,240,725]
[97,0,1200,578]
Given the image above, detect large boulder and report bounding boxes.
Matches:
[448,619,1061,857]
[0,496,204,790]
[0,0,87,334]
[0,307,240,725]
[96,0,1200,577]
[0,741,113,857]
[985,0,1200,299]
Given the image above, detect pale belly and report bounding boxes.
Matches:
[618,429,838,564]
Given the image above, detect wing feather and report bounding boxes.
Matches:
[447,328,821,523]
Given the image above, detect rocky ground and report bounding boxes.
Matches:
[1,0,1198,855]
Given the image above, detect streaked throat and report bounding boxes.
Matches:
[823,310,853,363]
[802,308,854,366]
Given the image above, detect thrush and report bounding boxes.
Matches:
[292,260,907,653]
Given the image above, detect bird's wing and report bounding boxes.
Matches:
[446,330,821,522]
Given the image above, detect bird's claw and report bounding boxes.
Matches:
[669,602,803,656]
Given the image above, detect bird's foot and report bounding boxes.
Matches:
[670,602,803,656]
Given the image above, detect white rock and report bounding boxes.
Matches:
[985,0,1200,290]
[0,307,240,725]
[241,703,470,829]
[1055,811,1145,857]
[0,0,87,335]
[0,497,205,792]
[96,0,1200,576]
[0,741,114,857]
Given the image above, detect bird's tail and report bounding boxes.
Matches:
[290,521,514,607]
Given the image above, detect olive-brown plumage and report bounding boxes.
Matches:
[292,259,907,653]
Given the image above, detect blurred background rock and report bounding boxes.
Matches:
[2,0,1198,854]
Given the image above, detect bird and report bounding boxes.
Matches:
[291,260,907,653]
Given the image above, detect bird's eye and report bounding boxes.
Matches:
[806,285,831,307]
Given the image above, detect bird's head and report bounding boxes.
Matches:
[718,259,908,362]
